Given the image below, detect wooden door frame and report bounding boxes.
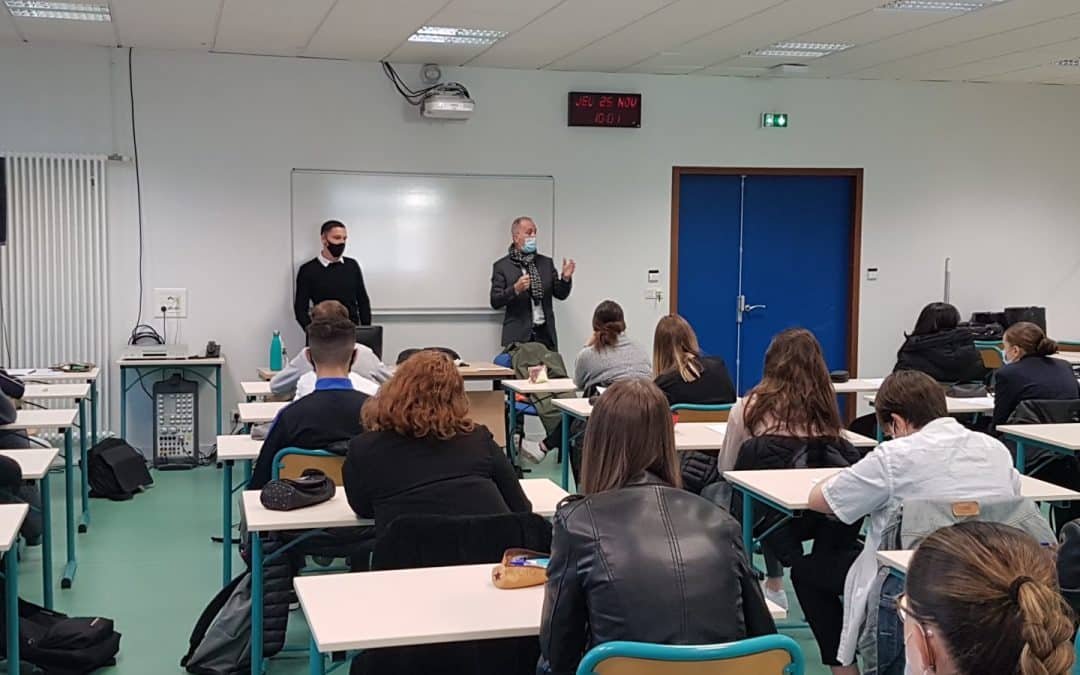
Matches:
[669,166,864,377]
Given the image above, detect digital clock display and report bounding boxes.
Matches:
[568,92,642,128]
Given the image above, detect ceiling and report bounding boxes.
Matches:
[2,0,1080,84]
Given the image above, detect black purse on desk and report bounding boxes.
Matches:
[260,469,335,511]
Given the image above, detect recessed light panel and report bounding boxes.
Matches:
[408,26,507,46]
[748,41,853,58]
[879,0,1002,13]
[5,0,111,21]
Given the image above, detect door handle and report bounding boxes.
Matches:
[744,304,767,313]
[736,295,765,323]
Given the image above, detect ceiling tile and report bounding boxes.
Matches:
[215,0,336,55]
[111,0,220,49]
[857,10,1080,79]
[427,0,564,32]
[795,7,953,46]
[546,0,782,72]
[467,0,674,70]
[925,44,1079,80]
[304,0,447,60]
[808,0,1080,76]
[981,61,1080,83]
[14,14,116,47]
[0,8,21,43]
[385,40,489,66]
[624,0,882,73]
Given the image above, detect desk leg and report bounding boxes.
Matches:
[506,389,519,465]
[41,474,53,609]
[90,379,99,448]
[741,490,753,559]
[251,533,264,675]
[215,366,223,437]
[222,460,233,586]
[120,367,127,441]
[1016,440,1027,474]
[560,411,570,491]
[309,636,325,675]
[61,428,76,589]
[5,548,19,675]
[244,459,252,485]
[78,398,89,533]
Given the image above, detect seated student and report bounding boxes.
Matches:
[248,315,370,490]
[808,370,1021,675]
[893,302,987,383]
[294,370,378,399]
[720,328,862,621]
[0,387,14,427]
[537,379,775,675]
[993,321,1079,428]
[269,300,392,397]
[343,350,530,536]
[519,299,650,465]
[652,314,735,406]
[903,522,1074,675]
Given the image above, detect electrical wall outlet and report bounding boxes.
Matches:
[153,288,188,318]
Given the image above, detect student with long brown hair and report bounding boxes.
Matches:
[343,350,530,536]
[720,328,862,652]
[537,379,775,675]
[902,522,1074,675]
[652,314,735,405]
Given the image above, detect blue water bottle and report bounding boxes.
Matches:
[269,330,283,371]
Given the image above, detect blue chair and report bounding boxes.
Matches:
[671,403,735,423]
[576,635,805,675]
[494,352,542,456]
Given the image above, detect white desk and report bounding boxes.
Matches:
[241,381,272,401]
[502,379,578,470]
[216,434,262,584]
[0,503,28,675]
[865,394,995,415]
[242,478,571,674]
[11,368,101,461]
[459,362,514,381]
[0,409,80,590]
[117,356,226,438]
[21,384,93,535]
[1054,352,1080,365]
[998,423,1080,474]
[832,378,884,394]
[238,401,288,425]
[0,448,58,609]
[502,378,577,395]
[876,550,913,576]
[295,563,787,672]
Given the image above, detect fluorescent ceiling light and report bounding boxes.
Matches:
[748,41,853,58]
[879,0,1001,12]
[5,0,110,21]
[408,26,507,46]
[1056,58,1080,68]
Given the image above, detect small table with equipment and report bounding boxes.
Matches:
[117,356,226,444]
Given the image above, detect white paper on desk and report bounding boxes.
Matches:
[706,424,728,434]
[5,369,34,377]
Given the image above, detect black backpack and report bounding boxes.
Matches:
[0,595,121,675]
[86,439,153,501]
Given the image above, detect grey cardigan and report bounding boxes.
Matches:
[573,335,652,394]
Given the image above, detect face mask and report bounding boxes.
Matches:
[522,237,537,254]
[327,242,346,258]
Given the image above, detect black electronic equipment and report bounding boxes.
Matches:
[152,374,199,470]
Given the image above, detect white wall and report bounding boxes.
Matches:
[2,44,1079,448]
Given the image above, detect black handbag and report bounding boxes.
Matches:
[259,469,335,511]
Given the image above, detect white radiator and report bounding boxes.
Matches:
[0,153,110,438]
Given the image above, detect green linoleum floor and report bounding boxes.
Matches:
[16,453,830,674]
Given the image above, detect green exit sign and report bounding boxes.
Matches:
[762,112,789,128]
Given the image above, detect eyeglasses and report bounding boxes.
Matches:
[896,593,936,670]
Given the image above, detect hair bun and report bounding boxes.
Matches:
[1037,337,1059,356]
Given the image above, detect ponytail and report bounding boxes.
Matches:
[1005,322,1059,358]
[907,522,1075,675]
[1015,579,1075,675]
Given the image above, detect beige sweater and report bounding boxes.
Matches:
[718,395,813,473]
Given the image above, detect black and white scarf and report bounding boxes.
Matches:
[508,244,543,305]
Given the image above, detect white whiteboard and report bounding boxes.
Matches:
[290,170,554,313]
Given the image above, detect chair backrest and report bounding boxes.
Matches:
[576,636,804,675]
[271,447,345,485]
[371,512,552,570]
[975,342,1005,370]
[671,403,734,423]
[355,325,384,360]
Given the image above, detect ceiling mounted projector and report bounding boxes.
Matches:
[421,89,475,120]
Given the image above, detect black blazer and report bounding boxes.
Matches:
[538,475,776,675]
[489,253,571,349]
[993,356,1079,428]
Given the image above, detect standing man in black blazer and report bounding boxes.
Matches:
[489,217,575,350]
[294,220,372,330]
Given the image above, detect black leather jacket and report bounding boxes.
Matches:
[537,474,776,675]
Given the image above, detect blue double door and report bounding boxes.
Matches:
[675,172,859,394]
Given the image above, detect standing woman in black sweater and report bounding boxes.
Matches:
[343,350,531,536]
[294,220,373,329]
